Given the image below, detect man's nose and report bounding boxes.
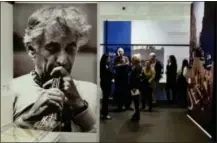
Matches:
[56,51,68,66]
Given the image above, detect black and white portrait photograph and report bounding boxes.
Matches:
[11,3,98,134]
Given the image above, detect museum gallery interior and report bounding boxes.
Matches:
[1,1,217,142]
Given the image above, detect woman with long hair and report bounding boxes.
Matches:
[100,53,113,120]
[181,59,190,78]
[166,55,178,104]
[177,59,190,107]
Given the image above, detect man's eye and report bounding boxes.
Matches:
[65,47,76,54]
[46,46,58,53]
[45,43,60,53]
[65,42,76,54]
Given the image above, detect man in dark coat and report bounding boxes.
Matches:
[114,48,130,111]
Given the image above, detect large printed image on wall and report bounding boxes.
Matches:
[10,3,98,134]
[188,1,215,135]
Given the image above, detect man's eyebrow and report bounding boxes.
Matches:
[66,41,76,47]
[45,42,60,47]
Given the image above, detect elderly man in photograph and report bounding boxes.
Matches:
[149,52,163,104]
[11,6,97,132]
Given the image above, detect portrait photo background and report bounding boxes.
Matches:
[13,3,97,84]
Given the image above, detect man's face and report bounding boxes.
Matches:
[146,61,151,67]
[149,55,155,63]
[131,57,137,65]
[118,50,124,56]
[107,56,111,63]
[131,57,135,65]
[29,30,77,79]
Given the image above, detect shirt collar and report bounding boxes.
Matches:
[31,70,44,87]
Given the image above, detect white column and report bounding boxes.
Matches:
[1,2,13,89]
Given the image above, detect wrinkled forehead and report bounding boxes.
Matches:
[44,19,76,45]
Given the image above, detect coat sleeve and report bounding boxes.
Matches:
[72,81,98,132]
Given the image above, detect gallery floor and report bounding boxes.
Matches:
[100,104,213,142]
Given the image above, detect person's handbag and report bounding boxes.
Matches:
[131,89,140,96]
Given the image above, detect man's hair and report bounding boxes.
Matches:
[149,52,156,57]
[24,6,91,49]
[117,47,124,53]
[132,54,141,60]
[132,54,141,64]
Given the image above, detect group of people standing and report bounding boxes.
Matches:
[100,47,189,121]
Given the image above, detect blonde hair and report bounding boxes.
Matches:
[132,54,141,64]
[24,6,91,49]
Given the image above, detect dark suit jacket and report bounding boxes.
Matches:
[166,64,177,84]
[114,56,129,86]
[154,60,163,81]
[100,64,113,91]
[130,65,143,90]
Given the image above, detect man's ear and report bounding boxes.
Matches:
[27,45,36,59]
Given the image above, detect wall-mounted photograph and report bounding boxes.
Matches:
[11,3,98,134]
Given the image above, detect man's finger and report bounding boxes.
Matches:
[63,81,71,87]
[63,77,76,88]
[47,88,65,98]
[31,92,49,113]
[33,105,49,116]
[43,79,53,88]
[48,94,64,104]
[64,97,68,102]
[50,66,69,76]
[63,76,72,81]
[64,86,70,91]
[48,96,64,108]
[48,100,63,111]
